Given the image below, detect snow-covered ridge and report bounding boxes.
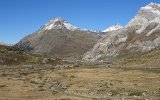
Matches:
[42,17,124,33]
[43,17,100,33]
[44,17,79,31]
[147,2,160,9]
[103,24,123,32]
[141,2,160,15]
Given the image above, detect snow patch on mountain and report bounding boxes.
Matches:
[43,17,78,31]
[103,24,123,32]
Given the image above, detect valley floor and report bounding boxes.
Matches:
[0,66,160,100]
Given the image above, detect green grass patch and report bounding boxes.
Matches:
[128,89,143,96]
[110,88,125,96]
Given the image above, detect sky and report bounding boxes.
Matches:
[0,0,160,44]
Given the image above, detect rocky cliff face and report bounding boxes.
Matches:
[83,3,160,61]
[16,18,101,59]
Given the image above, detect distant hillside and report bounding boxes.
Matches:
[0,45,61,65]
[0,42,13,46]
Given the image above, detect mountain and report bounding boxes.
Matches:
[103,24,123,32]
[83,2,160,61]
[16,17,101,60]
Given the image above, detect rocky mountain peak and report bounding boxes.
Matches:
[127,2,160,28]
[51,17,65,22]
[43,17,78,31]
[147,2,160,10]
[140,2,160,15]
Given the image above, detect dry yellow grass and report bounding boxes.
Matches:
[0,66,160,100]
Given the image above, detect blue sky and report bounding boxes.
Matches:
[0,0,160,44]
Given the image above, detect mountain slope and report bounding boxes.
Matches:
[83,2,160,61]
[116,47,160,68]
[16,18,101,59]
